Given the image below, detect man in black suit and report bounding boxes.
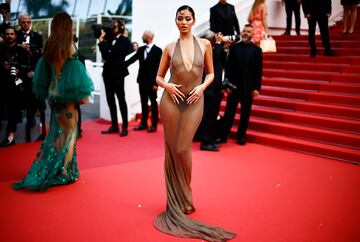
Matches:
[0,3,11,131]
[126,30,162,132]
[98,19,131,137]
[302,0,335,57]
[210,0,240,36]
[282,0,301,35]
[16,13,45,142]
[199,31,227,151]
[0,26,30,147]
[0,2,10,39]
[217,24,262,145]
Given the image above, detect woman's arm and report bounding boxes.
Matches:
[156,44,185,104]
[187,39,214,104]
[262,3,269,31]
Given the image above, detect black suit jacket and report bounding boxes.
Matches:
[210,2,240,36]
[98,35,131,79]
[206,43,226,92]
[125,44,162,87]
[302,0,331,17]
[225,42,262,97]
[16,30,43,70]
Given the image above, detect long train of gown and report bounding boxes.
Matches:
[154,37,236,241]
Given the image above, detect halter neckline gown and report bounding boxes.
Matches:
[154,37,236,241]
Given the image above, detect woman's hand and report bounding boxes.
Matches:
[187,84,205,105]
[165,83,185,104]
[79,97,89,105]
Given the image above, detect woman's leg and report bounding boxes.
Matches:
[55,104,78,175]
[348,4,358,33]
[343,4,350,33]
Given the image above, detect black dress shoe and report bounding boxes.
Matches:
[120,129,128,137]
[282,31,290,35]
[310,50,317,57]
[0,139,15,147]
[133,124,148,131]
[101,126,119,134]
[200,144,220,151]
[237,137,246,145]
[148,126,157,133]
[215,137,227,144]
[324,50,336,56]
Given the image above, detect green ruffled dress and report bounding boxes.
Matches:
[13,57,94,191]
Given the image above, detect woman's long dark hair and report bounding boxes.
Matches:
[43,12,73,65]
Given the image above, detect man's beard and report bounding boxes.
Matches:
[5,39,15,45]
[241,36,251,43]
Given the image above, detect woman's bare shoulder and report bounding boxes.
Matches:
[196,37,211,54]
[164,42,177,57]
[196,37,210,44]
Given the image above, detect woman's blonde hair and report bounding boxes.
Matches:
[249,0,265,18]
[43,12,73,65]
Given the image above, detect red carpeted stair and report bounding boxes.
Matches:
[222,11,360,163]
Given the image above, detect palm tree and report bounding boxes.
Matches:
[107,0,132,16]
[23,0,69,18]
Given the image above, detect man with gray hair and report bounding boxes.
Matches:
[126,30,162,132]
[16,13,45,142]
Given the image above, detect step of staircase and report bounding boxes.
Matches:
[251,97,360,120]
[260,86,360,107]
[263,77,360,95]
[249,106,360,134]
[273,33,360,41]
[242,129,360,164]
[263,69,360,84]
[247,117,360,148]
[275,47,360,56]
[220,105,360,134]
[276,40,360,48]
[263,54,360,65]
[263,61,360,74]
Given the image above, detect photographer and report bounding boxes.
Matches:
[98,19,131,137]
[0,26,30,147]
[0,2,11,41]
[217,24,262,145]
[198,31,228,151]
[16,13,46,142]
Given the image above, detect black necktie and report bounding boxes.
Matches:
[23,33,28,43]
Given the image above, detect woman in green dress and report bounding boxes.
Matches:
[13,12,94,191]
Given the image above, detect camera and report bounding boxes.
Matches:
[92,20,125,41]
[10,65,24,91]
[7,60,25,91]
[91,23,113,40]
[9,65,17,77]
[222,35,241,42]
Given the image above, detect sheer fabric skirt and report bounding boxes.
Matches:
[13,102,79,191]
[154,92,235,241]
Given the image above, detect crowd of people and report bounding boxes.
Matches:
[0,0,356,241]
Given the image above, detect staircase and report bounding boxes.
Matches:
[223,12,360,164]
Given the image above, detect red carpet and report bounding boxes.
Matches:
[1,120,360,242]
[223,12,360,163]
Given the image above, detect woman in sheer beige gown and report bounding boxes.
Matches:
[154,5,236,241]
